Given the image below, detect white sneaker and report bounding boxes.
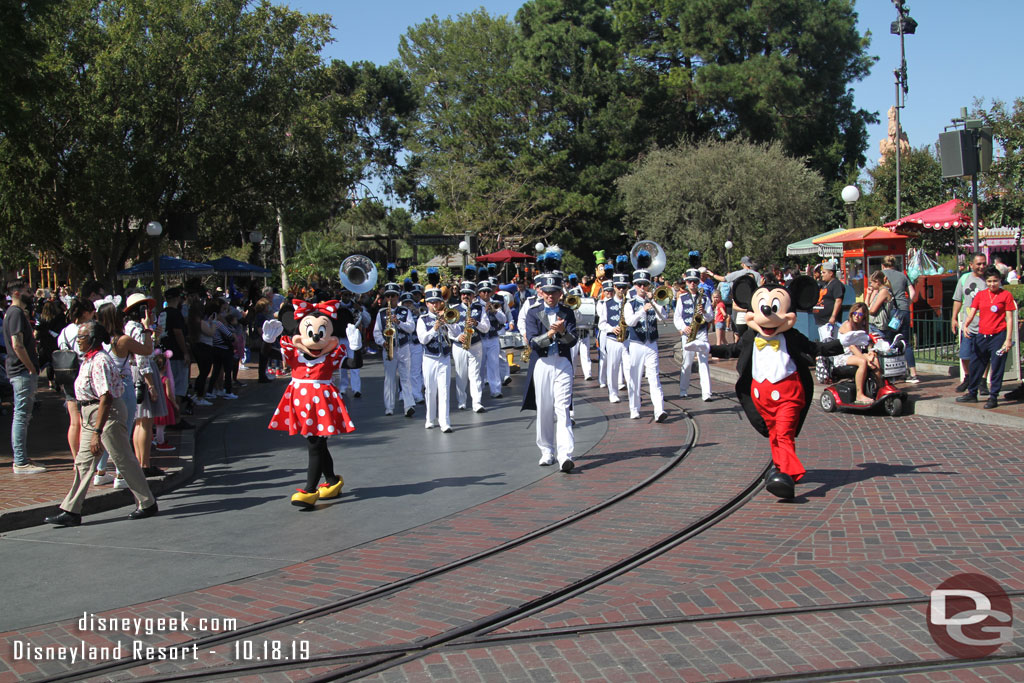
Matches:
[221,392,239,400]
[93,472,115,486]
[193,397,212,406]
[609,396,620,403]
[425,422,436,429]
[113,476,130,490]
[538,454,556,466]
[630,412,641,420]
[12,461,46,474]
[212,389,225,397]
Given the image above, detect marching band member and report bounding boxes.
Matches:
[478,278,507,398]
[674,268,714,401]
[395,278,419,405]
[335,290,369,398]
[452,266,491,412]
[597,256,632,404]
[521,269,577,472]
[372,271,416,417]
[493,275,515,387]
[416,268,454,433]
[566,273,594,381]
[624,250,668,422]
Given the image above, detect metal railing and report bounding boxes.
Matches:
[911,315,958,366]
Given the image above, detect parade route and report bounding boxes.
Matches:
[2,338,1024,682]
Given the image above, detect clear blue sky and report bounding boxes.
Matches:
[287,0,1023,183]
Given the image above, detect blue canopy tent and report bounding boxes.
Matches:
[116,255,214,279]
[204,256,271,276]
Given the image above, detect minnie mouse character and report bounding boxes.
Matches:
[262,299,363,509]
[710,275,843,499]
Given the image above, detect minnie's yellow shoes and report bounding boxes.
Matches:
[290,489,319,509]
[317,477,344,500]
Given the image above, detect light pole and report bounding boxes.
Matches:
[724,240,733,272]
[841,185,860,231]
[534,242,545,279]
[146,221,163,304]
[458,240,470,273]
[891,0,917,222]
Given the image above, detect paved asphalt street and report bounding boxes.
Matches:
[0,360,605,632]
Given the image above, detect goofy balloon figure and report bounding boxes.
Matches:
[263,299,363,509]
[710,276,842,499]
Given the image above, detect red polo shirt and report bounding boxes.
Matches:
[971,288,1017,335]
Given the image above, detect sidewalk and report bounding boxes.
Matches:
[0,365,266,533]
[703,355,1024,429]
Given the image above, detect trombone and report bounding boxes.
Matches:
[564,294,581,310]
[653,285,673,308]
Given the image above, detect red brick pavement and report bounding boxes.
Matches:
[3,345,1023,682]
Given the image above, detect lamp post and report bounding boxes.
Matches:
[841,185,860,231]
[458,239,470,273]
[146,221,163,304]
[724,240,733,272]
[891,0,917,222]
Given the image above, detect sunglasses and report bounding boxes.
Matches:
[850,312,865,318]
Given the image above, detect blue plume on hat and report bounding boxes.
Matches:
[487,263,497,276]
[426,267,440,286]
[615,254,630,274]
[464,264,476,278]
[386,263,398,283]
[635,250,652,270]
[568,273,578,283]
[543,247,562,273]
[403,277,413,292]
[688,250,702,268]
[410,269,419,284]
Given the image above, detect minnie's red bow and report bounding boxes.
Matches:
[293,299,340,320]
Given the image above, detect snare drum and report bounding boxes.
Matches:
[575,297,597,330]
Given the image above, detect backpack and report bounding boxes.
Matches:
[52,325,80,395]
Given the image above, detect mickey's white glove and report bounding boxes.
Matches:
[262,319,284,343]
[346,323,362,351]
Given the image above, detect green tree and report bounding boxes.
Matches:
[617,139,826,270]
[613,0,877,187]
[0,0,413,285]
[397,10,550,251]
[980,98,1024,230]
[515,0,644,260]
[859,146,954,225]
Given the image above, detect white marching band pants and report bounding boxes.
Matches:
[627,340,664,417]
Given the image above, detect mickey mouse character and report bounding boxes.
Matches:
[710,275,843,498]
[262,299,363,509]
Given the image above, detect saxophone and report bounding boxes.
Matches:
[383,301,396,361]
[687,288,706,343]
[614,297,629,343]
[463,305,477,350]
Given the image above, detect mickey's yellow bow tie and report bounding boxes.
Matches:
[755,337,780,352]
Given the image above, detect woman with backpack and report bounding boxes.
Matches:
[56,299,96,460]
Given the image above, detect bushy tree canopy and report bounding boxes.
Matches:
[617,139,826,270]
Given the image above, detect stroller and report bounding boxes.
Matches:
[819,335,909,417]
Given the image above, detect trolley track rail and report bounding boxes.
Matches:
[40,393,740,683]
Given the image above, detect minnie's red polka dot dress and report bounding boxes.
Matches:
[268,336,355,437]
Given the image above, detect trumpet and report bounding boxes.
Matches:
[564,294,581,310]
